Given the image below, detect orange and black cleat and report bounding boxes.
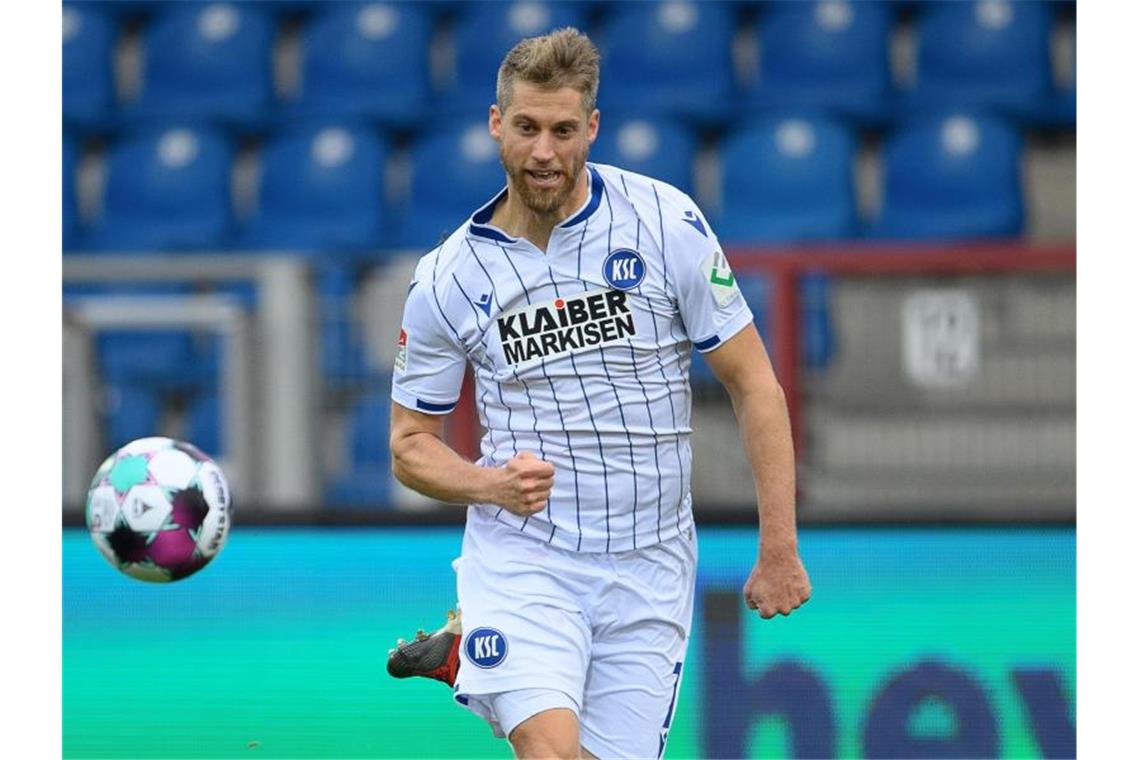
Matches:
[386,608,462,687]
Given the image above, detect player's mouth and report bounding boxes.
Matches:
[526,169,563,189]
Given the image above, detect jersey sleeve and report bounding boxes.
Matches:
[665,198,754,352]
[390,270,468,415]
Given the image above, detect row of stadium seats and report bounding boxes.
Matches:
[64,0,1076,131]
[64,112,1025,253]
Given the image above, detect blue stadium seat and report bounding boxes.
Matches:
[64,136,81,249]
[131,3,276,125]
[712,116,858,244]
[86,125,236,251]
[800,271,834,370]
[316,265,369,384]
[66,283,207,391]
[747,1,893,123]
[443,1,591,113]
[104,383,162,452]
[872,114,1024,239]
[589,116,698,196]
[396,121,505,248]
[326,388,393,506]
[99,332,197,385]
[63,4,117,127]
[291,2,432,123]
[906,1,1053,118]
[594,1,738,121]
[186,389,222,458]
[348,390,391,468]
[215,281,260,312]
[1036,17,1075,128]
[239,124,390,253]
[90,1,167,19]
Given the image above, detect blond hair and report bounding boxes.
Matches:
[496,27,601,113]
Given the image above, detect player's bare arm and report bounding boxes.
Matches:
[704,324,812,619]
[390,403,554,517]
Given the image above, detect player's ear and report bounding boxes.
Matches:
[489,105,503,141]
[587,109,600,144]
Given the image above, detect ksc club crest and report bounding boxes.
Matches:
[465,627,509,668]
[603,249,646,291]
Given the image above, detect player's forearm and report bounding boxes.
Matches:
[390,431,497,506]
[729,381,799,557]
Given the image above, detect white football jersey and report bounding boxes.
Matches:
[391,163,752,552]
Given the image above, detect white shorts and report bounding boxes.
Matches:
[452,506,698,759]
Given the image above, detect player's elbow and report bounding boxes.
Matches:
[389,430,415,486]
[724,363,785,409]
[390,450,407,485]
[758,374,789,419]
[390,452,422,493]
[763,374,787,408]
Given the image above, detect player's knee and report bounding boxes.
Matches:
[509,732,579,760]
[508,708,580,760]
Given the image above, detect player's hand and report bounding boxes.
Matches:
[492,452,555,517]
[742,550,811,619]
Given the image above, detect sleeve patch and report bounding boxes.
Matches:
[701,250,742,307]
[394,328,408,373]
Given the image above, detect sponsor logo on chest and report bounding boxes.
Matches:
[496,288,637,366]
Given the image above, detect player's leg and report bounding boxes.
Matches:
[578,626,689,759]
[578,531,698,758]
[452,508,593,742]
[504,702,580,759]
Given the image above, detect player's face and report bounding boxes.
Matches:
[490,83,599,217]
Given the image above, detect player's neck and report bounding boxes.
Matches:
[491,171,590,253]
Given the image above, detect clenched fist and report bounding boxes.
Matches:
[492,452,555,517]
[743,550,811,619]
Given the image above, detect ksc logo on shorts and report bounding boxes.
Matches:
[603,249,646,290]
[465,627,508,668]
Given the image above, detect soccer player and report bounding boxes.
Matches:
[387,27,811,759]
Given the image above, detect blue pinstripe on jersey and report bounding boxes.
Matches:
[450,272,506,469]
[597,183,641,547]
[618,173,668,544]
[496,240,585,547]
[653,183,692,536]
[540,259,613,550]
[547,219,614,551]
[465,238,553,537]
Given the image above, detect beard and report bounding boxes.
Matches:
[501,144,589,217]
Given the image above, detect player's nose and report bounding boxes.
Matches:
[531,131,556,162]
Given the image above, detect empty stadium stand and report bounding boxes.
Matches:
[60,1,1076,514]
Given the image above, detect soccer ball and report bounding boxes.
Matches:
[86,437,232,582]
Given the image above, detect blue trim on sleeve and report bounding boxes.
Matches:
[416,399,458,413]
[694,335,721,351]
